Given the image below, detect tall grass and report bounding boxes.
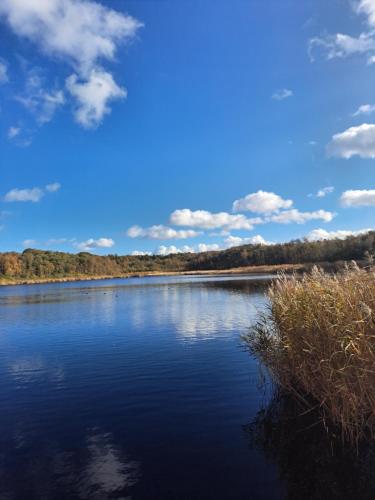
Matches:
[247,263,375,444]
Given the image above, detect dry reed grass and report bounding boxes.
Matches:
[247,263,375,444]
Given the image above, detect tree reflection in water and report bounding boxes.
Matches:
[244,390,375,500]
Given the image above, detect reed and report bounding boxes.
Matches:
[246,263,375,444]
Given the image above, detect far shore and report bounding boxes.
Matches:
[0,263,307,287]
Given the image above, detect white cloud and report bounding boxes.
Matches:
[327,124,375,159]
[131,250,152,256]
[0,60,8,83]
[268,209,335,224]
[127,224,200,240]
[340,189,375,207]
[308,1,375,64]
[46,182,61,192]
[309,32,375,63]
[353,104,375,116]
[0,0,142,127]
[357,0,375,27]
[156,243,220,256]
[170,209,261,231]
[7,126,21,139]
[233,190,293,214]
[4,182,61,202]
[196,243,221,252]
[224,234,272,247]
[156,245,193,256]
[306,228,372,241]
[66,69,126,128]
[75,237,114,252]
[0,0,142,74]
[272,88,293,100]
[4,187,44,202]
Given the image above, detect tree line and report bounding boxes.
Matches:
[1,231,375,279]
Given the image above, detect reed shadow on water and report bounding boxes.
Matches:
[243,389,375,500]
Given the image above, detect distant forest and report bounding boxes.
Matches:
[1,231,375,280]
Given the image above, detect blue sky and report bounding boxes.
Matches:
[1,0,375,256]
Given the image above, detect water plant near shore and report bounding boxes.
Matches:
[245,264,375,445]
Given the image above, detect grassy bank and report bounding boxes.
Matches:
[0,263,306,286]
[246,264,375,444]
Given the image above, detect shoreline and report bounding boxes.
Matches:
[0,263,305,287]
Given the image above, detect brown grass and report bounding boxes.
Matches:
[246,263,375,444]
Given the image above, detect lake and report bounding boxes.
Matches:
[0,275,282,499]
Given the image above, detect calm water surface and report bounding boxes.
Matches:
[0,275,283,500]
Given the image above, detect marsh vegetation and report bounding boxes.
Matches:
[245,264,375,445]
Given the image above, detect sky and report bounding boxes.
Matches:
[1,0,375,256]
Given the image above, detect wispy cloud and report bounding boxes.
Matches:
[0,59,8,83]
[353,104,375,116]
[272,88,293,101]
[7,126,21,139]
[308,186,335,198]
[308,1,375,64]
[15,69,65,125]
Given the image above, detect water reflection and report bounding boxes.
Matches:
[0,428,140,499]
[129,279,269,341]
[9,356,65,385]
[77,432,140,499]
[244,390,375,500]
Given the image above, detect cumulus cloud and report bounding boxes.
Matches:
[170,209,261,231]
[327,124,375,159]
[0,0,143,127]
[127,224,200,240]
[233,190,293,214]
[224,234,272,247]
[4,187,44,202]
[306,228,372,241]
[75,237,114,252]
[156,243,220,256]
[156,245,194,256]
[4,182,61,202]
[353,104,375,116]
[0,60,8,83]
[340,189,375,207]
[66,69,126,128]
[272,88,293,100]
[268,209,335,224]
[131,250,152,256]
